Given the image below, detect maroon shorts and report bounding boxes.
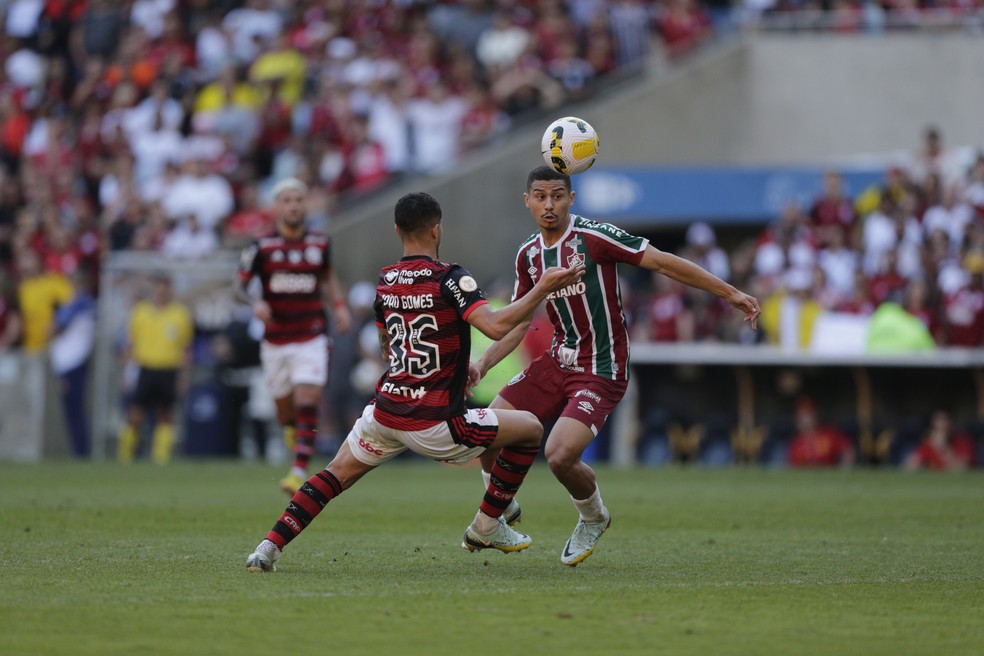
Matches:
[497,354,628,436]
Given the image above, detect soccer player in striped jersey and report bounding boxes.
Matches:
[246,191,585,571]
[237,178,351,496]
[471,166,762,566]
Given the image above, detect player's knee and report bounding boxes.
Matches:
[524,411,544,442]
[545,442,579,475]
[512,410,542,446]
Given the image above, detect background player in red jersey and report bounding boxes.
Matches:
[472,166,762,566]
[237,178,351,495]
[245,191,584,571]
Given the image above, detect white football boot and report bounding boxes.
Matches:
[245,539,281,572]
[560,509,611,567]
[462,516,532,553]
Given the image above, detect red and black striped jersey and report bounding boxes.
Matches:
[372,255,488,430]
[238,231,331,345]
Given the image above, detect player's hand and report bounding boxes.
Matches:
[333,304,352,333]
[728,291,761,331]
[538,264,586,293]
[465,362,483,398]
[252,300,272,322]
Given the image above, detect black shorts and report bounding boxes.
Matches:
[133,368,179,409]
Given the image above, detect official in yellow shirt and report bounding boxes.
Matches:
[118,275,193,464]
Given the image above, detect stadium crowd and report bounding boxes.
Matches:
[0,1,979,468]
[626,126,984,352]
[0,0,702,310]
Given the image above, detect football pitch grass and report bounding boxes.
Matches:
[1,462,982,656]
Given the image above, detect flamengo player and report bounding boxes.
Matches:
[237,178,351,495]
[472,166,761,566]
[245,192,584,571]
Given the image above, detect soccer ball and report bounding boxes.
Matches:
[541,116,600,175]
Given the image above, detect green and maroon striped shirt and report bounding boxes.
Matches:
[512,215,648,381]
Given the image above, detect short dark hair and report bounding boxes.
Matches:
[527,166,570,191]
[394,192,442,234]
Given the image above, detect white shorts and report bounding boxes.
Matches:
[346,404,500,467]
[260,334,329,399]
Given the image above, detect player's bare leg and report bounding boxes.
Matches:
[544,418,612,566]
[247,440,375,572]
[462,408,540,553]
[273,393,296,462]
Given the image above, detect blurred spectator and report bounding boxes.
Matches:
[760,267,822,350]
[816,224,858,306]
[923,184,974,257]
[406,81,468,174]
[161,213,220,260]
[684,221,730,281]
[222,0,283,65]
[476,11,531,78]
[15,249,73,353]
[249,31,306,107]
[0,271,22,352]
[865,301,935,353]
[809,170,858,237]
[787,396,855,468]
[904,409,976,471]
[635,273,694,342]
[223,181,273,249]
[753,201,816,289]
[117,274,193,464]
[609,0,654,67]
[900,277,940,340]
[866,249,906,306]
[50,267,96,458]
[338,114,388,195]
[210,305,266,459]
[962,155,984,220]
[161,155,234,232]
[458,83,511,152]
[366,77,412,174]
[81,0,126,59]
[656,0,714,59]
[547,38,596,100]
[939,251,984,347]
[906,125,969,190]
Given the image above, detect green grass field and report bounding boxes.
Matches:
[1,461,982,656]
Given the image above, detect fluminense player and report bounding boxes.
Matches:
[245,191,584,571]
[237,178,351,495]
[471,166,761,566]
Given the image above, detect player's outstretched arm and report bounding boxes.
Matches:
[640,246,760,330]
[467,264,584,341]
[471,322,528,385]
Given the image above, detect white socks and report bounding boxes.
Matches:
[472,510,499,534]
[571,487,607,523]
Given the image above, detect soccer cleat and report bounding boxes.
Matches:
[462,516,532,553]
[503,499,522,526]
[245,539,281,573]
[560,509,611,567]
[279,472,304,496]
